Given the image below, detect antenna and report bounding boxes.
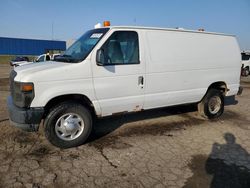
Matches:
[133,18,137,25]
[52,22,54,40]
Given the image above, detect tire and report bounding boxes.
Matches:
[198,89,224,119]
[244,67,250,76]
[44,101,92,148]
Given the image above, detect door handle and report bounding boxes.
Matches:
[138,76,144,87]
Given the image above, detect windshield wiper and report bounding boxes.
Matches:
[53,54,78,63]
[61,54,72,58]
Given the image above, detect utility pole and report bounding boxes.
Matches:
[52,22,54,40]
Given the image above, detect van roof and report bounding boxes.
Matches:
[105,26,234,37]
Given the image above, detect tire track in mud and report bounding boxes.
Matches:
[0,118,8,123]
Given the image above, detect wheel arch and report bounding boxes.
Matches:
[43,94,97,118]
[200,81,228,102]
[208,81,228,94]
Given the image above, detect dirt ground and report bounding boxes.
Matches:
[0,65,250,188]
[0,64,12,79]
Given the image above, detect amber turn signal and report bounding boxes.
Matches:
[21,83,33,92]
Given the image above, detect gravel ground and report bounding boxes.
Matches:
[0,66,250,187]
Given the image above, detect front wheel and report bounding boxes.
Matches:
[198,89,224,119]
[243,67,250,76]
[44,102,92,148]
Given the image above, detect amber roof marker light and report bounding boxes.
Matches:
[103,21,111,27]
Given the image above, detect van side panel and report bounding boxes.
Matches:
[144,30,241,109]
[29,61,102,115]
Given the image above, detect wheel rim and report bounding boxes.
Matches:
[246,69,249,75]
[208,96,221,114]
[55,113,84,141]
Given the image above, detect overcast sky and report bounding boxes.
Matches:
[0,0,249,50]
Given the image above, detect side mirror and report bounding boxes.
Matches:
[96,49,105,66]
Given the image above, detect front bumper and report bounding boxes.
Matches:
[7,96,44,132]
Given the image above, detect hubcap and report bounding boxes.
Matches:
[246,69,249,75]
[55,113,84,141]
[208,96,221,114]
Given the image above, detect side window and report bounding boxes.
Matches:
[241,53,250,61]
[37,55,44,62]
[101,31,139,65]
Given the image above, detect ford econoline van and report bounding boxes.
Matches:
[7,24,242,148]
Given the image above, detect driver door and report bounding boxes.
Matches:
[91,30,145,116]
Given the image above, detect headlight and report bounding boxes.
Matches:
[12,82,34,108]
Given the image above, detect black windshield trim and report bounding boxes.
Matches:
[54,28,110,63]
[80,28,110,62]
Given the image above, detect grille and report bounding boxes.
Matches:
[9,70,17,98]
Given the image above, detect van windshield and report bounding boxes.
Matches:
[241,53,250,61]
[54,28,109,63]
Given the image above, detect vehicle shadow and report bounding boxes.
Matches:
[88,104,198,142]
[224,95,238,106]
[184,133,250,188]
[88,95,238,143]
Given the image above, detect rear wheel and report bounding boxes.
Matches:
[44,101,92,148]
[198,89,224,119]
[244,67,250,76]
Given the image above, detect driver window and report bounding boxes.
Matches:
[101,31,139,65]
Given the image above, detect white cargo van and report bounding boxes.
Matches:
[7,24,242,148]
[241,52,250,76]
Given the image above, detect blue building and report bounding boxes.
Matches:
[0,37,66,56]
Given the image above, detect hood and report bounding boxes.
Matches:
[14,61,84,82]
